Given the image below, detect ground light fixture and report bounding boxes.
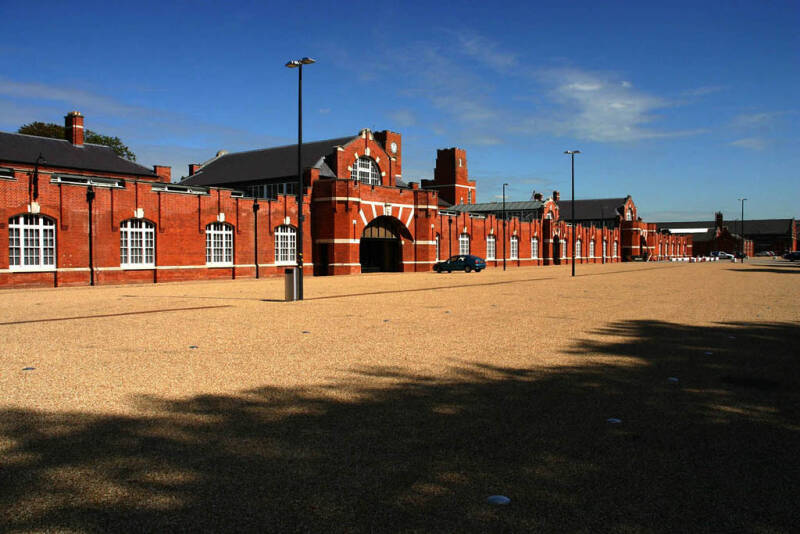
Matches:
[564,150,580,277]
[285,57,315,300]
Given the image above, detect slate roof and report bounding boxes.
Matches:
[448,200,544,213]
[0,131,157,177]
[655,219,795,236]
[181,136,357,186]
[555,198,628,220]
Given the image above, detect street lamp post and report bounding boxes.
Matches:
[738,197,747,257]
[564,150,580,277]
[286,57,315,300]
[502,183,508,271]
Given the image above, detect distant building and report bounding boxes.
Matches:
[656,213,795,255]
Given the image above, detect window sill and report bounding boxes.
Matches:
[120,265,156,271]
[8,267,56,273]
[206,263,234,268]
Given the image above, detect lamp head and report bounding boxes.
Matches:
[286,57,316,68]
[564,150,581,155]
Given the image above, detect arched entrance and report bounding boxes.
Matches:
[360,216,411,273]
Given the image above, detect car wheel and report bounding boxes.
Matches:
[464,266,472,273]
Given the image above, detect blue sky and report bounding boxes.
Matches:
[1,0,797,221]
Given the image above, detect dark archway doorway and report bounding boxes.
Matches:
[360,216,411,273]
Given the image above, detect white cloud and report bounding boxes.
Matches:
[0,77,141,117]
[730,111,790,128]
[682,85,725,97]
[730,137,766,150]
[456,33,517,71]
[533,68,707,142]
[388,109,416,127]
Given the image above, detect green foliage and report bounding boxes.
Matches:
[18,121,137,162]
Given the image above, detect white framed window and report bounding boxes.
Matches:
[626,208,633,221]
[275,225,297,265]
[486,235,496,260]
[531,237,539,259]
[351,157,381,185]
[576,239,582,259]
[8,214,56,271]
[603,239,607,258]
[206,223,233,266]
[658,243,662,256]
[613,241,618,258]
[589,240,595,258]
[459,233,470,255]
[560,239,567,259]
[510,236,518,259]
[467,190,472,204]
[120,219,155,268]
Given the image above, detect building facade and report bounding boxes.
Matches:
[1,114,693,289]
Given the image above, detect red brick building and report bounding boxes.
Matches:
[0,113,692,289]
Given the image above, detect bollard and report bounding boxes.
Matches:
[285,268,299,301]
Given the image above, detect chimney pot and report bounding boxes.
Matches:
[553,190,560,202]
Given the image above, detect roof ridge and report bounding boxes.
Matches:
[213,135,358,158]
[1,131,71,143]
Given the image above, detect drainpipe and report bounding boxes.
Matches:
[253,199,260,278]
[86,185,95,286]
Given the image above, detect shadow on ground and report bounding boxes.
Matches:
[2,321,799,532]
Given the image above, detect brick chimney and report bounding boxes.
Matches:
[553,190,560,202]
[715,211,723,232]
[533,192,543,201]
[65,111,84,146]
[189,163,202,175]
[153,165,172,183]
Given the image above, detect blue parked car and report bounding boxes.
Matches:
[433,255,487,273]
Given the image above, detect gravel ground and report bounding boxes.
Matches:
[1,260,799,532]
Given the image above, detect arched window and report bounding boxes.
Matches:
[8,214,56,270]
[560,239,567,259]
[589,240,595,258]
[510,236,519,260]
[603,239,607,258]
[435,234,441,260]
[486,235,496,260]
[658,243,662,256]
[613,241,618,257]
[120,219,155,268]
[459,233,470,255]
[275,225,297,265]
[531,237,539,259]
[351,157,380,185]
[545,212,553,220]
[206,223,233,266]
[626,208,633,221]
[575,239,582,258]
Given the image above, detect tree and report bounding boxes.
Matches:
[18,122,137,162]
